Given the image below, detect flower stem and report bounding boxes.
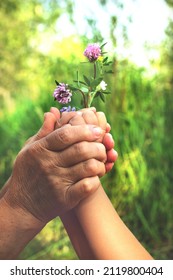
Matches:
[77,88,88,108]
[94,62,96,79]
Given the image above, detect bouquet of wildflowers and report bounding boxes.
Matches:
[53,43,113,112]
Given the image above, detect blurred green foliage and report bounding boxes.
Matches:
[0,0,173,260]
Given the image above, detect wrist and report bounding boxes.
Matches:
[2,175,46,230]
[1,197,46,231]
[0,192,45,259]
[0,198,44,260]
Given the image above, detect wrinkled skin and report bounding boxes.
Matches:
[2,122,106,223]
[1,108,117,225]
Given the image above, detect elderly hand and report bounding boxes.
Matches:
[2,120,107,224]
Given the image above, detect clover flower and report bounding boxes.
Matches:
[83,43,101,62]
[53,83,72,104]
[53,42,112,110]
[60,106,76,112]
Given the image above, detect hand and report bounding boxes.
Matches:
[2,119,107,224]
[53,107,118,172]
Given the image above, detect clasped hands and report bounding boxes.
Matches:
[1,108,118,227]
[0,108,154,261]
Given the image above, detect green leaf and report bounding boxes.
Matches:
[100,42,107,49]
[68,85,79,91]
[76,70,79,85]
[94,91,101,98]
[55,80,59,85]
[105,70,114,74]
[94,91,106,102]
[91,77,103,87]
[103,91,111,94]
[102,56,108,63]
[73,80,87,86]
[103,61,113,66]
[83,75,90,86]
[81,87,88,93]
[100,92,106,102]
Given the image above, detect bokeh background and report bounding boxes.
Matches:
[0,0,173,259]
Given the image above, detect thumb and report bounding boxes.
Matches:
[41,124,104,151]
[33,112,58,142]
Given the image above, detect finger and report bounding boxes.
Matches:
[42,124,104,151]
[106,149,118,163]
[56,108,96,129]
[80,107,96,113]
[56,111,78,128]
[105,162,115,173]
[69,115,86,126]
[82,110,98,126]
[106,123,111,133]
[67,159,106,182]
[105,149,118,173]
[95,111,107,131]
[66,176,101,210]
[26,112,57,146]
[50,107,61,120]
[81,111,104,143]
[103,133,115,151]
[34,112,57,141]
[57,141,106,167]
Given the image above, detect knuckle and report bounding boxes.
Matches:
[84,159,98,175]
[82,177,101,194]
[14,143,40,171]
[27,147,42,169]
[28,142,42,158]
[96,143,106,161]
[82,178,92,193]
[83,111,97,122]
[25,142,50,170]
[69,115,85,126]
[74,141,88,157]
[81,125,92,139]
[56,125,71,144]
[21,144,37,162]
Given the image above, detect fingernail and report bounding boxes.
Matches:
[50,107,56,111]
[90,107,96,111]
[108,133,113,139]
[112,149,118,159]
[43,112,48,120]
[92,127,102,137]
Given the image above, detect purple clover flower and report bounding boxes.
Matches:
[84,43,101,62]
[60,106,76,112]
[53,83,72,104]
